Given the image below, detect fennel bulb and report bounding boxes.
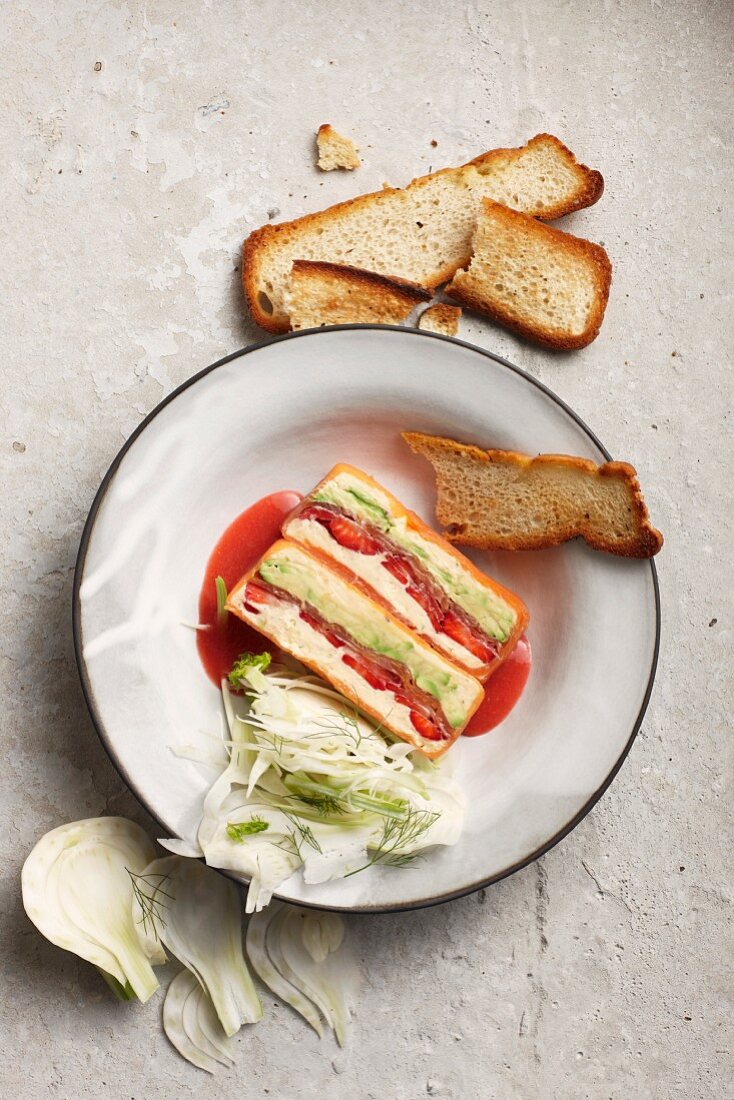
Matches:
[21,817,161,1002]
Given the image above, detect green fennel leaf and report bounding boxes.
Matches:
[227,818,270,841]
[228,651,272,687]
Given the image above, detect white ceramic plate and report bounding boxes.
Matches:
[74,327,659,912]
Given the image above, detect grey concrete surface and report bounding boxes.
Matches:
[1,1,732,1097]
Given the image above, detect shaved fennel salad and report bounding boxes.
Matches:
[183,653,466,911]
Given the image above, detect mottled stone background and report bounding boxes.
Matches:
[1,1,732,1097]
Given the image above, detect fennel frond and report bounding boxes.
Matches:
[127,869,174,941]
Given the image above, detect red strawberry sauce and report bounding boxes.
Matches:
[196,491,531,734]
[196,491,302,684]
[464,635,532,735]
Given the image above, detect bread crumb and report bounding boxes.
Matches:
[418,303,461,337]
[316,124,361,171]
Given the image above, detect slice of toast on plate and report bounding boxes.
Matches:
[403,432,663,558]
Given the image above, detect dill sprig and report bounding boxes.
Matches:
[127,869,174,940]
[271,810,325,858]
[345,807,439,877]
[251,727,286,758]
[334,710,365,752]
[283,811,322,854]
[314,708,392,754]
[294,791,345,816]
[283,774,409,821]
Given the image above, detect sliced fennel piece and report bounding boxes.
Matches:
[246,902,323,1038]
[300,910,344,962]
[197,664,466,911]
[269,904,351,1045]
[163,969,233,1074]
[246,901,351,1043]
[275,907,350,1046]
[215,576,228,625]
[196,984,236,1065]
[134,855,262,1036]
[181,974,234,1067]
[21,817,161,1002]
[47,840,132,987]
[221,676,248,750]
[58,839,167,986]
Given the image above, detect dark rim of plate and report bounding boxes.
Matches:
[72,324,661,914]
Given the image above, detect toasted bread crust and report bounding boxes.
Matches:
[446,200,612,350]
[287,261,431,330]
[402,433,663,559]
[292,259,430,300]
[243,133,605,332]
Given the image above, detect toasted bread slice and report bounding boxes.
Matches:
[285,260,430,330]
[403,432,663,558]
[446,199,612,349]
[418,303,461,337]
[243,134,604,332]
[316,124,361,171]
